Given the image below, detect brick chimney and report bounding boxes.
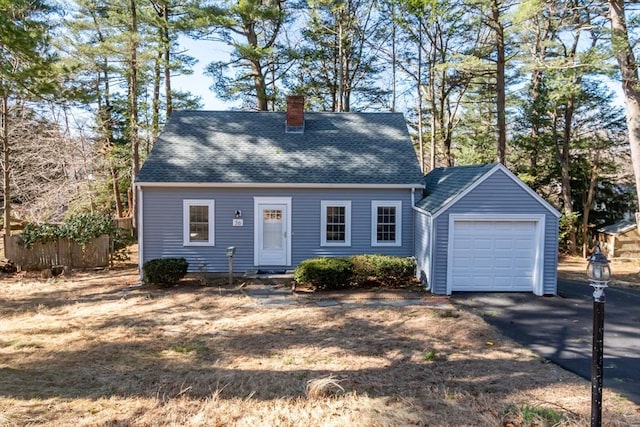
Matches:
[286,95,305,133]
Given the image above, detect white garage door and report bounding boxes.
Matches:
[450,220,537,292]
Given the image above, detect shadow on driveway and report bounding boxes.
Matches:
[451,279,640,405]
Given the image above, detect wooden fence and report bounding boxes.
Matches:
[5,234,111,271]
[115,217,134,237]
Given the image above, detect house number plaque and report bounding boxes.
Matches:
[233,219,244,227]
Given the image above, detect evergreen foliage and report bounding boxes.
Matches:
[294,255,416,290]
[142,257,188,287]
[294,257,353,290]
[20,212,119,248]
[349,254,415,287]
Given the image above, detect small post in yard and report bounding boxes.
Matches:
[226,246,236,287]
[586,244,611,427]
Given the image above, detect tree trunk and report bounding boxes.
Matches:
[152,46,161,144]
[529,68,543,173]
[552,108,576,253]
[417,26,424,173]
[492,0,506,164]
[129,0,140,221]
[162,3,172,117]
[243,20,269,111]
[562,97,577,253]
[110,162,124,218]
[250,59,268,111]
[390,5,396,113]
[582,154,600,258]
[1,89,10,244]
[609,0,640,220]
[99,65,125,219]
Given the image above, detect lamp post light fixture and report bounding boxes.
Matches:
[586,244,610,427]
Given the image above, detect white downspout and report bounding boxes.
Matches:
[137,185,144,283]
[411,188,417,284]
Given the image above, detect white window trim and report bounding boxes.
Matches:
[321,200,352,247]
[183,199,215,246]
[371,200,402,247]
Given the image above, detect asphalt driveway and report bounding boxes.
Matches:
[452,279,640,405]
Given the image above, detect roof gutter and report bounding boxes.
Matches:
[135,182,425,190]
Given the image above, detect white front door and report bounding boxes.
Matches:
[254,198,291,266]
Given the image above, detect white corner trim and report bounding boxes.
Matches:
[445,214,546,296]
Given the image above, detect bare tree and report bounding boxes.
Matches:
[609,0,640,223]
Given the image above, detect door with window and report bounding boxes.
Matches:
[254,198,291,266]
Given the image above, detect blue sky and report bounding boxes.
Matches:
[171,36,238,110]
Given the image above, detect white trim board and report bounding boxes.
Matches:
[136,182,424,190]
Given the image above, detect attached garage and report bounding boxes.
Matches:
[414,164,560,296]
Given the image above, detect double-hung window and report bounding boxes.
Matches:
[371,201,401,246]
[321,201,351,246]
[183,200,215,246]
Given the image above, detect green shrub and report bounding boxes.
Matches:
[20,223,63,248]
[143,258,189,287]
[293,257,353,290]
[294,255,416,290]
[62,212,117,245]
[350,254,415,286]
[20,212,122,248]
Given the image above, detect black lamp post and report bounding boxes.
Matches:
[586,244,611,427]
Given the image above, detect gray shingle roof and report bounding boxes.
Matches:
[415,164,496,213]
[135,111,424,186]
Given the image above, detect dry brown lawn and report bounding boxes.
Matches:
[0,256,639,426]
[558,255,640,289]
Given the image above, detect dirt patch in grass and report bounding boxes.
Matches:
[0,259,638,425]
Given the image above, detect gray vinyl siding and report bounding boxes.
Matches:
[413,210,432,287]
[140,187,414,272]
[430,169,559,295]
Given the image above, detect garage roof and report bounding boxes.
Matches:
[415,163,561,218]
[415,164,495,213]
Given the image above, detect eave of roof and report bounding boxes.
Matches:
[597,220,637,235]
[415,163,561,219]
[135,182,425,189]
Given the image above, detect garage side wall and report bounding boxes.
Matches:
[413,210,432,287]
[430,170,559,295]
